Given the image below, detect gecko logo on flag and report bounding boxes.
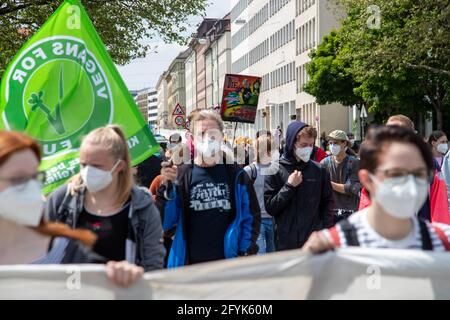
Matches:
[3,36,113,156]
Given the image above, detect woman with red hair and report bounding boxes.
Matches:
[0,131,143,287]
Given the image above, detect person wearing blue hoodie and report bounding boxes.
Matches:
[156,109,261,268]
[264,121,334,250]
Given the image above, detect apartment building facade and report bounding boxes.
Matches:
[231,0,353,139]
[205,15,232,109]
[156,72,169,129]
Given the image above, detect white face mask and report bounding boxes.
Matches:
[371,174,429,219]
[295,147,313,163]
[349,139,356,147]
[195,139,221,158]
[0,180,44,227]
[330,144,342,156]
[81,160,121,194]
[437,143,449,155]
[168,142,180,150]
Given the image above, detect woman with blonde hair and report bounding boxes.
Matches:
[45,125,165,271]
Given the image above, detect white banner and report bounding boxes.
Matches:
[1,248,450,300]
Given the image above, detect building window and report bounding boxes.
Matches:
[231,0,250,23]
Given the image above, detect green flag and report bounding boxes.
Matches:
[0,0,159,194]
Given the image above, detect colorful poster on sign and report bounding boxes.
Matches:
[220,74,261,124]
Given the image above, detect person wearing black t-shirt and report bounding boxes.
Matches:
[76,202,130,262]
[157,110,261,268]
[188,165,233,263]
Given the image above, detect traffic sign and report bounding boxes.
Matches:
[172,103,185,116]
[174,115,184,126]
[360,106,368,119]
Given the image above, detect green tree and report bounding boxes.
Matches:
[304,31,364,107]
[338,0,450,130]
[304,30,368,120]
[305,0,449,131]
[0,0,207,79]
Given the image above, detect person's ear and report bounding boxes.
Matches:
[115,159,126,173]
[359,169,375,195]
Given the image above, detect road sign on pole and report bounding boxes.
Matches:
[360,105,368,140]
[174,115,185,127]
[360,105,368,119]
[172,104,185,116]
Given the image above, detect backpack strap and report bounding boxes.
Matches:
[338,219,360,246]
[250,163,258,181]
[418,219,433,251]
[433,225,450,251]
[343,155,356,182]
[323,156,332,169]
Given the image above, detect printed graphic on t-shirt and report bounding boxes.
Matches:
[82,218,109,232]
[189,182,231,211]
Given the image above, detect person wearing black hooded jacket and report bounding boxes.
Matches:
[264,121,334,250]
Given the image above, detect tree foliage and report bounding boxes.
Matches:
[0,0,207,78]
[305,0,450,130]
[304,31,363,108]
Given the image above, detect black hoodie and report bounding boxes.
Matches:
[264,121,334,250]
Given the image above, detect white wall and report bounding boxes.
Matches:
[218,31,232,104]
[230,0,351,140]
[231,0,297,139]
[185,51,197,116]
[295,0,350,138]
[157,78,169,128]
[205,49,214,108]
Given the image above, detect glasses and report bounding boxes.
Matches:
[375,168,432,184]
[0,171,46,186]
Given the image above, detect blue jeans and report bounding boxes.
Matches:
[257,218,275,254]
